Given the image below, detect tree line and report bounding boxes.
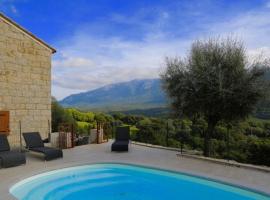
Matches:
[52,99,270,166]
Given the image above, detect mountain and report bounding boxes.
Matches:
[60,79,167,111]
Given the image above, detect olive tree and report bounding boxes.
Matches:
[161,37,269,157]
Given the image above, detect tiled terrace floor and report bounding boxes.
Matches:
[1,141,270,199]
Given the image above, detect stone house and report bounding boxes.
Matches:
[0,13,56,146]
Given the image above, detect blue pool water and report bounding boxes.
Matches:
[10,163,270,200]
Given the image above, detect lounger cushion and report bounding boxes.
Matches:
[115,127,130,141]
[0,135,10,152]
[30,147,63,161]
[23,132,44,148]
[111,141,129,151]
[0,151,26,168]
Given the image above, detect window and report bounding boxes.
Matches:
[0,111,10,134]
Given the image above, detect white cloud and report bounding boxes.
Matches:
[53,56,95,68]
[266,1,270,8]
[52,34,190,99]
[206,10,270,51]
[248,47,270,62]
[52,86,85,101]
[10,5,17,14]
[0,0,20,15]
[52,4,270,100]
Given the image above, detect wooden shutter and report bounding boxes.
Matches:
[0,111,10,135]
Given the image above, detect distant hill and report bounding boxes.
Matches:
[60,79,167,111]
[60,71,270,118]
[109,107,170,118]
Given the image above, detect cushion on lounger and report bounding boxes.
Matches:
[23,132,44,148]
[115,127,130,141]
[0,151,26,168]
[0,135,10,152]
[31,147,63,161]
[111,141,129,151]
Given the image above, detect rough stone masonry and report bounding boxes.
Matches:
[0,13,55,146]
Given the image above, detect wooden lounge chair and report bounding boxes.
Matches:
[0,135,26,168]
[23,132,63,161]
[111,126,130,152]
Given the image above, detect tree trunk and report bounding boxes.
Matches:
[204,121,215,157]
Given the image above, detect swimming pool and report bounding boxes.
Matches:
[10,163,270,200]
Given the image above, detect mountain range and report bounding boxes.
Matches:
[60,79,167,112]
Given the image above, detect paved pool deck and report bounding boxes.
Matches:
[1,142,270,199]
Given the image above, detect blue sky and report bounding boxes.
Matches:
[1,0,270,99]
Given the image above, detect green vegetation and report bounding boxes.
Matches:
[52,99,270,166]
[161,37,270,157]
[52,99,112,135]
[132,116,270,166]
[51,97,75,132]
[110,107,169,118]
[76,121,91,135]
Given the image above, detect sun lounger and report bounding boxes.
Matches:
[23,132,63,161]
[111,126,130,152]
[0,135,26,168]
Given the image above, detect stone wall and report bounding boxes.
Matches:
[0,17,52,146]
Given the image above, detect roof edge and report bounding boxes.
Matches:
[0,12,56,54]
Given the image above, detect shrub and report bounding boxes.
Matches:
[247,139,270,166]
